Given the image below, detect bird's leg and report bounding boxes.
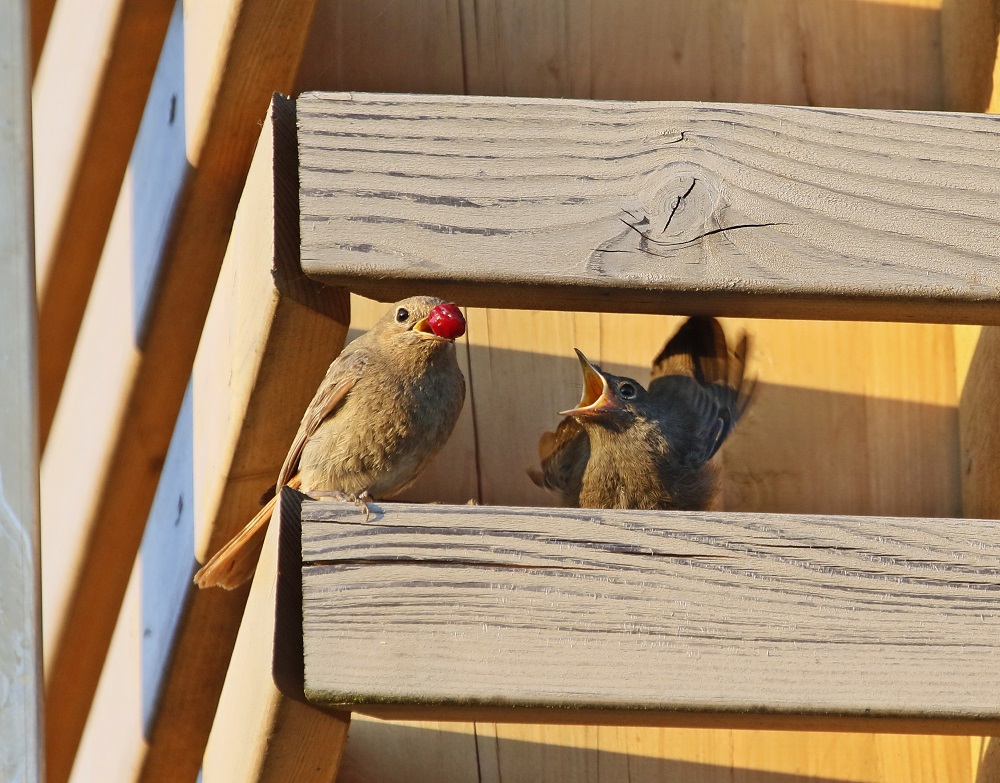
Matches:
[355,490,372,522]
[307,489,373,521]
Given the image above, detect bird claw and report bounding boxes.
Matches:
[309,489,373,520]
[356,491,372,521]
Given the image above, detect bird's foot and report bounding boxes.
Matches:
[309,489,373,520]
[356,490,372,521]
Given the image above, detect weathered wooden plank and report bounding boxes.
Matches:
[0,1,42,780]
[32,0,174,447]
[293,11,975,776]
[38,2,321,780]
[298,92,1000,323]
[299,500,1000,733]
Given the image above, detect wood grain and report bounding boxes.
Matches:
[291,5,979,782]
[303,0,945,110]
[37,1,321,778]
[300,500,1000,733]
[297,91,1000,323]
[0,1,42,779]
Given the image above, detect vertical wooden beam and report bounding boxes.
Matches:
[59,94,349,783]
[202,489,349,782]
[0,0,43,780]
[946,3,1000,778]
[941,0,1000,112]
[29,0,56,74]
[133,95,347,783]
[32,0,174,447]
[39,1,321,780]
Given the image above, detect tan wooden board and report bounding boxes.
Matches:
[292,3,982,781]
[299,0,946,110]
[297,91,1000,323]
[203,486,349,783]
[29,0,56,73]
[37,3,321,780]
[298,499,1000,733]
[32,0,174,446]
[65,97,349,783]
[140,97,347,782]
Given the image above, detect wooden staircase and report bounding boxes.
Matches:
[198,92,1000,778]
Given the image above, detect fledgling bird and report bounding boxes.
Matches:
[529,317,753,511]
[195,295,467,589]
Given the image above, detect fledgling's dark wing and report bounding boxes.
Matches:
[527,417,590,506]
[649,317,755,467]
[650,316,729,385]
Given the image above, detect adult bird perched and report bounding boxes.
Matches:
[529,316,753,511]
[195,295,467,589]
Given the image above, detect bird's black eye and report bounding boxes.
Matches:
[395,307,409,323]
[619,382,637,399]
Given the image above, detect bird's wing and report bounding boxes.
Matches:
[528,417,589,503]
[650,316,728,385]
[650,319,755,468]
[275,348,366,488]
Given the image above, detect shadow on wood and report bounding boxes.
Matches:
[336,719,974,783]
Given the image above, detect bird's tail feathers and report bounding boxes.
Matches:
[193,494,277,590]
[194,474,302,590]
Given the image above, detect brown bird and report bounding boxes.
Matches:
[529,316,753,511]
[195,296,467,589]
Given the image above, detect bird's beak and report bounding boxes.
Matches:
[560,349,615,416]
[412,316,449,342]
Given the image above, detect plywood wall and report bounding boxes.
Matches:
[292,1,998,780]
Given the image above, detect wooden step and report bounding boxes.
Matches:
[282,490,1000,735]
[297,92,1000,323]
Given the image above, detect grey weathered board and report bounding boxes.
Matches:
[297,92,1000,323]
[295,498,1000,733]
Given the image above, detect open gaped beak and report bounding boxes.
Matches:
[559,349,615,416]
[412,316,449,342]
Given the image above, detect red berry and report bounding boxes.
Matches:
[427,303,466,340]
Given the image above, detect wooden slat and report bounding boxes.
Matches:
[297,92,1000,323]
[457,0,946,107]
[299,500,1000,734]
[202,488,349,782]
[29,0,57,74]
[0,0,42,779]
[302,0,945,109]
[32,0,174,447]
[60,96,349,783]
[941,0,1000,113]
[38,2,321,780]
[294,6,977,781]
[139,96,347,782]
